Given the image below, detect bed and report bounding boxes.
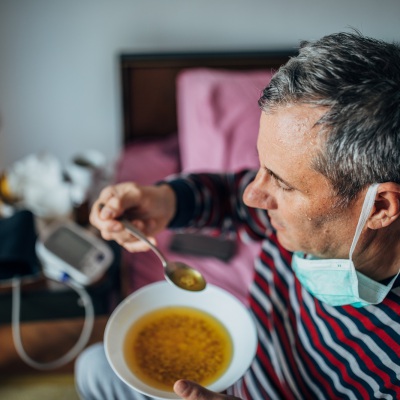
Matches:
[119,50,295,144]
[114,49,296,303]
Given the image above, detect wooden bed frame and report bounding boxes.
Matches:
[119,50,297,145]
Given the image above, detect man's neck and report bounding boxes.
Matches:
[355,221,400,282]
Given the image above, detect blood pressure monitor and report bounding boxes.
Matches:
[36,220,113,286]
[9,219,114,371]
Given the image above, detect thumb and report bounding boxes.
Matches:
[173,380,233,400]
[174,380,215,400]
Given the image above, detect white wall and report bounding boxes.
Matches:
[0,0,399,171]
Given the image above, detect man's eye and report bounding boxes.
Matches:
[264,168,293,192]
[270,174,292,191]
[276,180,293,191]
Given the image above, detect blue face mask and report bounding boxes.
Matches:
[292,184,399,308]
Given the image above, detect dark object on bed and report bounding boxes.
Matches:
[169,232,237,262]
[120,50,297,144]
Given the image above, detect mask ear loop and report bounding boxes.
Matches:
[348,183,380,261]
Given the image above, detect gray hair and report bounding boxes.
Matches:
[259,31,400,205]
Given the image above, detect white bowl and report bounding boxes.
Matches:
[104,281,257,400]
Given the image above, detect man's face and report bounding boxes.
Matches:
[243,104,362,259]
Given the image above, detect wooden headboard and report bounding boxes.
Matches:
[120,50,297,145]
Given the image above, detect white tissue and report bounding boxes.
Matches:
[6,153,72,218]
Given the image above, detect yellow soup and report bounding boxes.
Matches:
[123,306,233,392]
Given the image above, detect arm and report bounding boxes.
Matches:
[167,170,270,240]
[89,170,269,253]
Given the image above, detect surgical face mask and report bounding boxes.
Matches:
[292,184,399,307]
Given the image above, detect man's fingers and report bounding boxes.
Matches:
[174,380,207,399]
[174,380,226,400]
[96,182,142,218]
[123,236,157,253]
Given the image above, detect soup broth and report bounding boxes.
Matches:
[123,306,233,392]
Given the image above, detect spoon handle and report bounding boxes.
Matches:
[119,219,168,268]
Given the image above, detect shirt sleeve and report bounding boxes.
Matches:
[164,170,271,241]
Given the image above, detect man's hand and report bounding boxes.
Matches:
[174,380,242,400]
[89,181,176,253]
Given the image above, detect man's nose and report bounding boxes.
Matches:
[243,170,276,210]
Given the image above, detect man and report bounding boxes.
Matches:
[75,31,400,399]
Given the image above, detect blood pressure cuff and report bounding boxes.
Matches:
[0,209,41,282]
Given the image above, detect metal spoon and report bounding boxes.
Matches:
[120,219,207,292]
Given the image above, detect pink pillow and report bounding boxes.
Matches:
[176,68,274,172]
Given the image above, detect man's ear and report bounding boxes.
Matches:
[368,182,400,229]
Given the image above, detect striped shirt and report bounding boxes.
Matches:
[167,170,400,400]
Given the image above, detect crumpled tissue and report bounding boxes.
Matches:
[5,153,72,218]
